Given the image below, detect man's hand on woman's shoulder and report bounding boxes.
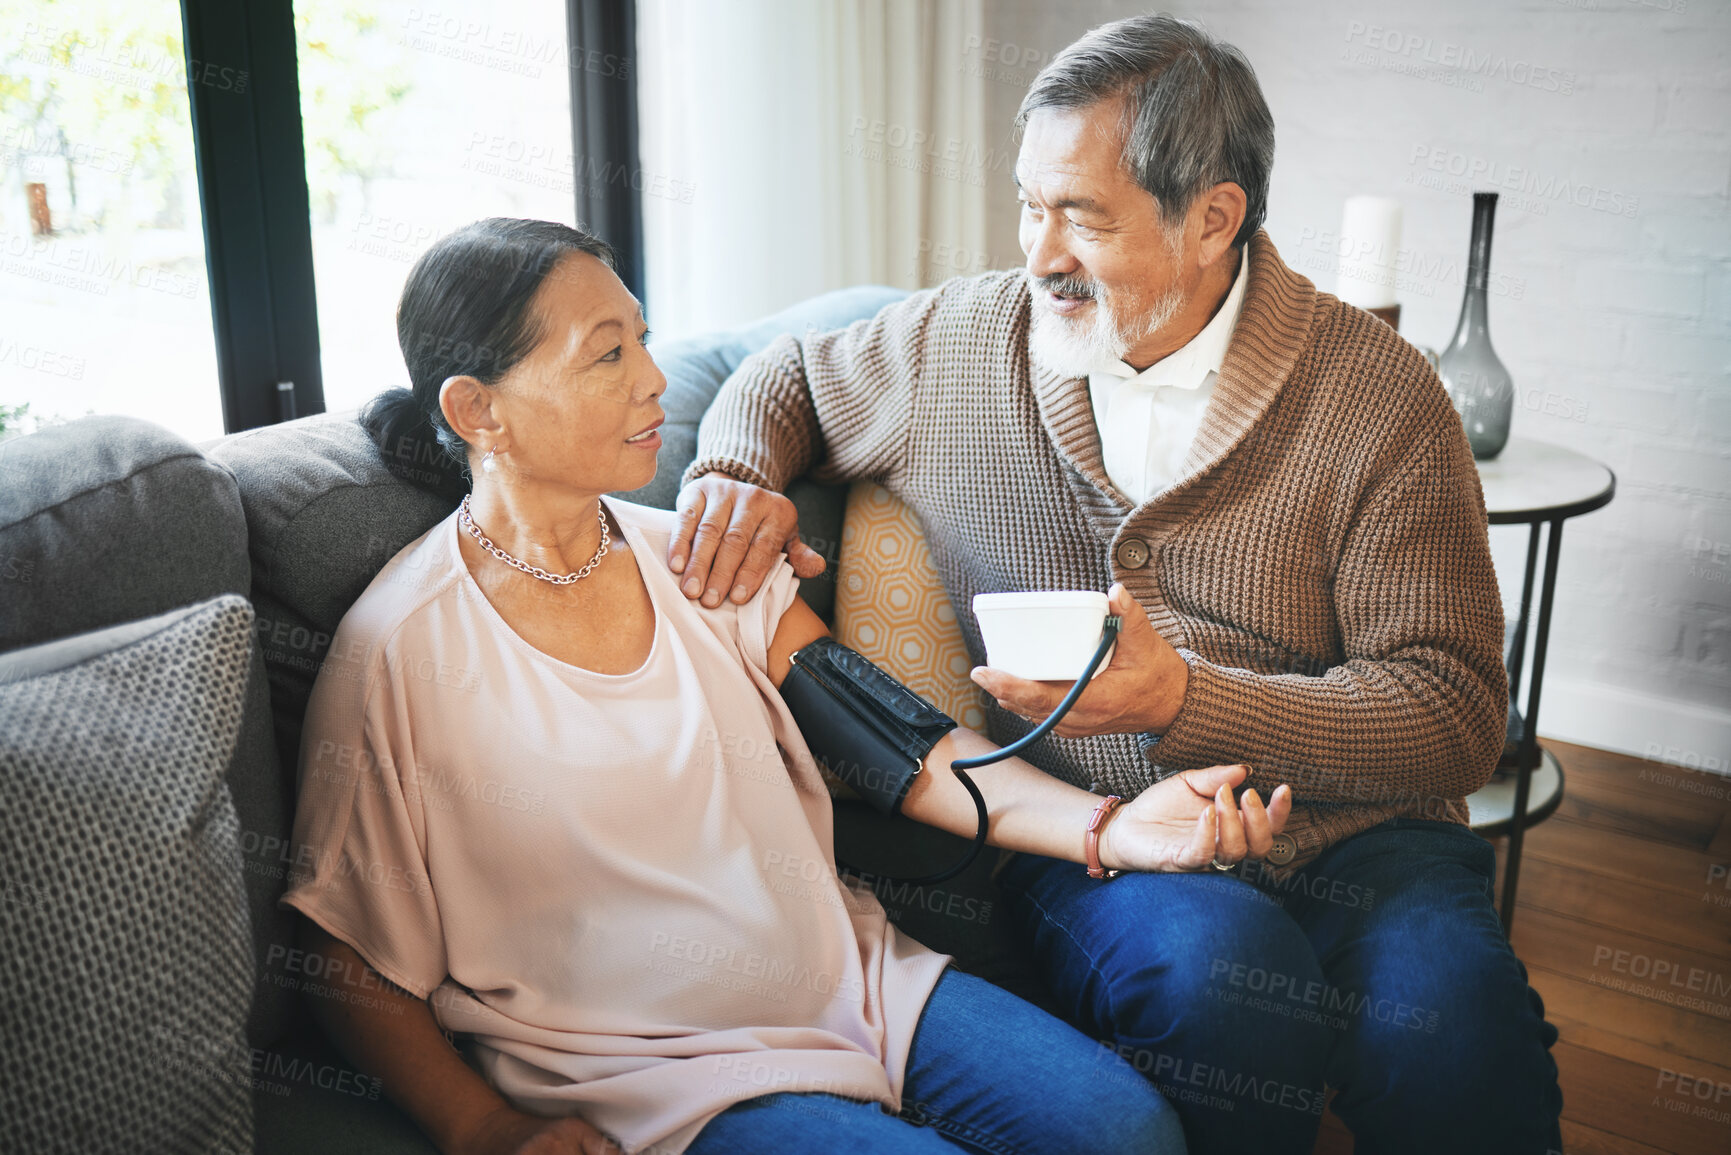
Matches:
[669,473,826,607]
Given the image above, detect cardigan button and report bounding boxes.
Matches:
[1114,537,1151,570]
[1266,834,1297,866]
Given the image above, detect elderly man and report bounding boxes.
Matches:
[666,14,1562,1154]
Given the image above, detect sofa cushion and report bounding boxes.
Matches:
[834,481,988,731]
[0,416,248,645]
[0,415,295,1048]
[206,411,456,787]
[0,595,257,1153]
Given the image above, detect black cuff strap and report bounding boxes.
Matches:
[783,636,957,815]
[784,636,982,885]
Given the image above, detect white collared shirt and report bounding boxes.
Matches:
[1087,247,1249,505]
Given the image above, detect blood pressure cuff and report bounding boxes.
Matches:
[783,636,957,815]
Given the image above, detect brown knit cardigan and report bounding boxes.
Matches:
[685,231,1507,870]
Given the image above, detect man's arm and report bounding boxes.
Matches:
[670,287,947,606]
[974,422,1507,807]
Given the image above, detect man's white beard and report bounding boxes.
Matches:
[1028,278,1185,379]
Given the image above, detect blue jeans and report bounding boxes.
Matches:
[998,818,1563,1155]
[685,967,1184,1154]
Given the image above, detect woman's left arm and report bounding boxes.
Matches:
[764,597,1291,873]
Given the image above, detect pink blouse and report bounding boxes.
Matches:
[281,496,949,1153]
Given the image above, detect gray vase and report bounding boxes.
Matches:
[1438,193,1514,460]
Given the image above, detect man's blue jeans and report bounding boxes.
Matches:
[997,818,1564,1155]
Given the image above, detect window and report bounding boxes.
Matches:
[0,1,223,442]
[295,0,579,414]
[1,0,639,440]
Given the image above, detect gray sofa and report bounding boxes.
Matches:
[0,286,1034,1152]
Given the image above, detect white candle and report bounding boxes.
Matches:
[1336,196,1402,309]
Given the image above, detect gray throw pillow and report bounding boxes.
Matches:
[0,595,257,1154]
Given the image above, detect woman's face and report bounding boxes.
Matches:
[488,252,666,496]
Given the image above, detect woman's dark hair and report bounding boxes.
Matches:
[360,217,616,500]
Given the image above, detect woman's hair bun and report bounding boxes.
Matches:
[360,386,471,503]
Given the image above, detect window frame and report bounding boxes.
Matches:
[179,0,642,433]
[568,0,645,301]
[181,0,322,432]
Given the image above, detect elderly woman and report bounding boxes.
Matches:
[283,218,1291,1155]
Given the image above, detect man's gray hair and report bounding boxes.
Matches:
[1016,14,1274,249]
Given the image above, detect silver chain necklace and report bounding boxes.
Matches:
[458,495,610,586]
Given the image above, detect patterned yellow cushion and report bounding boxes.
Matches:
[833,481,988,733]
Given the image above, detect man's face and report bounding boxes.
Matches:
[1016,100,1188,377]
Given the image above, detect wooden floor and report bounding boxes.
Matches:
[1313,740,1731,1155]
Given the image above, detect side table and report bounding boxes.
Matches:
[1468,437,1615,933]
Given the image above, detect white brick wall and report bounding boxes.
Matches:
[980,0,1731,771]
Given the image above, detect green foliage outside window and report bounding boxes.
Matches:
[0,0,412,236]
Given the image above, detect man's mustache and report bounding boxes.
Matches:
[1034,273,1097,301]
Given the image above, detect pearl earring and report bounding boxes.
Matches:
[481,447,498,474]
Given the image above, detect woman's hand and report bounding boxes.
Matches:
[1099,764,1292,874]
[457,1105,619,1155]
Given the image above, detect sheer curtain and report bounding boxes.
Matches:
[636,0,992,339]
